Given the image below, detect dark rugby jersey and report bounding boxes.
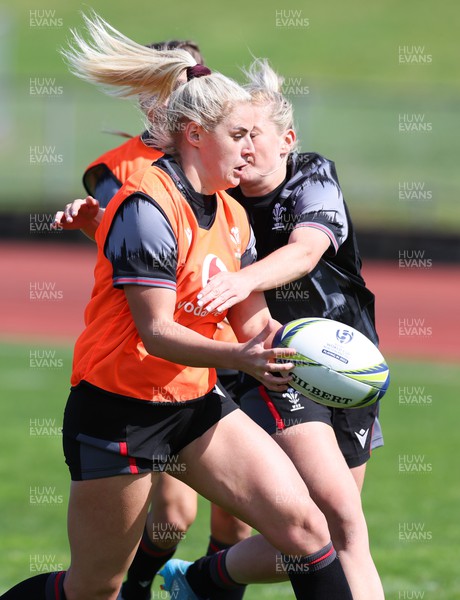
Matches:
[231,152,378,344]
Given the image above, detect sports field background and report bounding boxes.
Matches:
[1,248,459,598]
[1,0,459,230]
[1,0,459,598]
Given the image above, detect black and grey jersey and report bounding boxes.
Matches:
[231,152,378,344]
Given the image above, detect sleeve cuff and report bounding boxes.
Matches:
[113,276,177,291]
[293,222,339,254]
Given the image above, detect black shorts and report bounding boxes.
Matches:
[63,381,238,481]
[216,369,240,403]
[240,385,383,468]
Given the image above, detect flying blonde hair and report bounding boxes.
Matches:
[242,58,296,136]
[62,12,250,153]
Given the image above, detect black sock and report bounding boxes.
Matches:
[1,571,67,600]
[206,535,232,556]
[283,542,353,600]
[204,538,247,599]
[186,549,246,600]
[121,527,177,600]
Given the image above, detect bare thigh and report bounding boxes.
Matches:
[351,463,367,492]
[64,472,156,600]
[176,409,329,556]
[274,422,367,542]
[210,503,252,545]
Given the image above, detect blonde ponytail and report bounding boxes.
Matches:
[63,12,251,154]
[61,11,196,103]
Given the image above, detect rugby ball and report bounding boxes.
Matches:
[273,318,390,409]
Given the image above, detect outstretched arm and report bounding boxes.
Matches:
[198,227,330,313]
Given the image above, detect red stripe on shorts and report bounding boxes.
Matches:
[258,385,285,430]
[119,441,139,474]
[54,571,65,598]
[128,457,139,474]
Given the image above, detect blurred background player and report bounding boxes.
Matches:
[57,38,251,600]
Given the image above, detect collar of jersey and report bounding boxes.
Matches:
[155,155,218,229]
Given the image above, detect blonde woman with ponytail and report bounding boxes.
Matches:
[54,36,254,600]
[2,15,354,600]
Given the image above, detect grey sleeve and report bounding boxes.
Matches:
[293,159,348,255]
[104,194,178,291]
[83,164,122,208]
[241,227,257,268]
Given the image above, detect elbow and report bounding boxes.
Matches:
[136,323,161,357]
[303,255,317,276]
[298,245,322,277]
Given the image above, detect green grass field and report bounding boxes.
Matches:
[1,0,459,231]
[1,2,458,597]
[1,341,459,598]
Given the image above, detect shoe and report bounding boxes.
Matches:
[159,559,199,599]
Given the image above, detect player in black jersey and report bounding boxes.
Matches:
[195,59,385,600]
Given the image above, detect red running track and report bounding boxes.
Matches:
[1,241,458,362]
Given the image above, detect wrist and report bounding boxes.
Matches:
[241,264,262,293]
[226,342,244,372]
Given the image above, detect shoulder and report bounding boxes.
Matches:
[100,163,176,223]
[84,135,162,176]
[119,164,191,233]
[85,136,139,171]
[288,152,340,188]
[121,162,174,195]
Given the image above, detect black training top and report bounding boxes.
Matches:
[231,152,378,344]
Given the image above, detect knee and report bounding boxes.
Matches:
[326,499,369,551]
[148,494,198,540]
[161,498,198,533]
[211,505,252,545]
[266,502,331,556]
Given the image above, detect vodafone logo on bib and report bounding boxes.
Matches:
[177,255,229,318]
[202,254,228,287]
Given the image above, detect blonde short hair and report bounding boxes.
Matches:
[243,58,295,135]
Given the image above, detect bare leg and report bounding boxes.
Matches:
[351,463,367,492]
[275,422,385,600]
[210,504,252,546]
[176,409,330,579]
[146,472,197,549]
[64,473,155,600]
